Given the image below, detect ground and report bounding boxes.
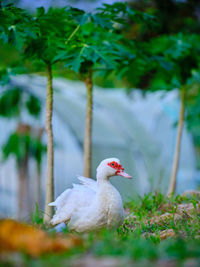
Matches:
[0,191,200,267]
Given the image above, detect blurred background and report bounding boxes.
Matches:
[0,0,200,219]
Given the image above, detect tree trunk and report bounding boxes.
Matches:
[34,127,44,210]
[18,157,29,219]
[44,63,54,224]
[167,88,185,196]
[83,71,93,177]
[36,163,41,209]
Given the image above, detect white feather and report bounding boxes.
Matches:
[77,176,97,191]
[49,158,128,232]
[50,179,96,225]
[48,189,71,209]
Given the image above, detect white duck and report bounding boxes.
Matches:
[49,158,131,232]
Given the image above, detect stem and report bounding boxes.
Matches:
[83,70,93,177]
[43,63,54,224]
[65,25,80,44]
[167,88,185,196]
[18,158,29,219]
[36,163,41,209]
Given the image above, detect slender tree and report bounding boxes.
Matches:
[168,88,185,195]
[83,69,93,177]
[3,124,31,218]
[0,3,89,221]
[117,1,200,194]
[146,34,200,195]
[31,127,45,209]
[0,87,44,218]
[2,126,46,218]
[22,6,83,223]
[44,62,54,221]
[64,3,142,177]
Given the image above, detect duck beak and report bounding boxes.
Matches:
[118,171,132,179]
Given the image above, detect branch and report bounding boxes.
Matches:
[65,25,80,44]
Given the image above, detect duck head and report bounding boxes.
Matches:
[96,158,132,181]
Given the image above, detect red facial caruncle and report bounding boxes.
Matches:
[107,161,132,179]
[108,161,124,174]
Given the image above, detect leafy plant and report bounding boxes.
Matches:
[148,34,200,195]
[0,85,44,218]
[125,32,200,195]
[0,87,41,117]
[62,3,150,177]
[21,6,84,223]
[0,2,38,49]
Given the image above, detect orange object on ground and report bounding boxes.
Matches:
[0,219,82,257]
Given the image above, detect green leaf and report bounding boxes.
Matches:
[37,6,45,17]
[0,88,22,118]
[26,95,41,117]
[65,45,87,73]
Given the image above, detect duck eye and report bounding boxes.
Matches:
[111,163,114,166]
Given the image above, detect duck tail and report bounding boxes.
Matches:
[48,202,56,206]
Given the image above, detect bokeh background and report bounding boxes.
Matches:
[0,0,200,219]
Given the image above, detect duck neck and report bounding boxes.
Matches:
[96,170,111,186]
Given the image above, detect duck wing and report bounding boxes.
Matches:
[49,177,97,225]
[77,176,97,191]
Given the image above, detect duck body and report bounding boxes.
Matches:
[49,158,131,232]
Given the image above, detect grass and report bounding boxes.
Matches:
[1,192,200,266]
